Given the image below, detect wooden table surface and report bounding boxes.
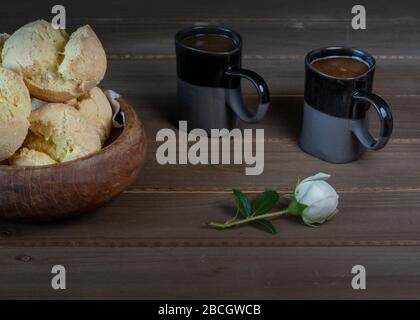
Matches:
[1,0,420,299]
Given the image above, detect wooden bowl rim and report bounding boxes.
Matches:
[0,98,138,172]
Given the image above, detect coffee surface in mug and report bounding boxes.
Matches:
[311,56,369,78]
[181,34,237,53]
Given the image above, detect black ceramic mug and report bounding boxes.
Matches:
[300,47,393,163]
[175,26,270,133]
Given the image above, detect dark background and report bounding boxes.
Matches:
[1,0,420,299]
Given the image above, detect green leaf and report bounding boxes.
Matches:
[251,219,277,234]
[233,189,252,217]
[252,191,279,215]
[287,199,307,216]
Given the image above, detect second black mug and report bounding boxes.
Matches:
[175,26,270,133]
[300,47,394,163]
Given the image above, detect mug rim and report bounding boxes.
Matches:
[305,46,376,81]
[175,26,242,55]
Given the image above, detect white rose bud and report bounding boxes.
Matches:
[288,173,339,226]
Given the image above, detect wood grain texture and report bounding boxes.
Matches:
[133,140,420,192]
[1,192,420,247]
[1,247,420,299]
[116,95,420,192]
[0,0,418,21]
[2,21,420,58]
[0,100,147,222]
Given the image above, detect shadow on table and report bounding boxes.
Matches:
[240,95,304,140]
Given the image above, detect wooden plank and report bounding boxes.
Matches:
[125,96,420,191]
[0,0,419,21]
[101,59,420,97]
[133,139,420,191]
[1,191,420,247]
[133,95,420,140]
[1,246,419,299]
[1,21,420,58]
[101,21,420,58]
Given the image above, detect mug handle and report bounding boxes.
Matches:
[224,67,270,123]
[351,92,394,150]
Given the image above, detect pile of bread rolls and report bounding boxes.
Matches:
[0,20,113,167]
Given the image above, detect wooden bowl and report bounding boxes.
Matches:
[0,98,147,223]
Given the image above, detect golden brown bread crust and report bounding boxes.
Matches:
[2,20,107,102]
[25,80,76,102]
[0,67,31,161]
[59,25,107,85]
[25,103,102,163]
[9,148,57,167]
[71,87,113,145]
